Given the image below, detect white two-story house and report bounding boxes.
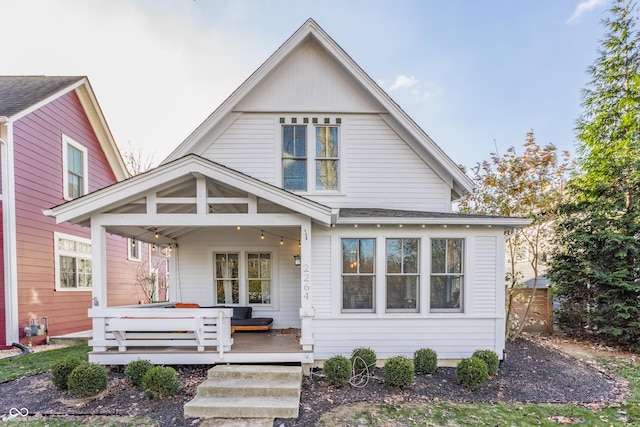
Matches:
[45,19,528,367]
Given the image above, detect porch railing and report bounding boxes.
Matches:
[88,306,234,357]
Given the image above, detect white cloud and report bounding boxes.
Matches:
[389,75,419,91]
[567,0,608,24]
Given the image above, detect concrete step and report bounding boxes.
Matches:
[207,364,302,382]
[196,377,301,397]
[184,395,299,419]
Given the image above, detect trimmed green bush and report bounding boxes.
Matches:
[472,349,500,377]
[142,366,179,400]
[351,347,377,375]
[67,363,108,397]
[323,355,352,387]
[456,357,488,391]
[50,356,82,391]
[125,359,154,387]
[413,348,438,375]
[384,356,415,388]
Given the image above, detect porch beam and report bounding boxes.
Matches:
[196,176,207,214]
[93,213,309,227]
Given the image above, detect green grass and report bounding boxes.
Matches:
[0,345,90,383]
[319,354,640,427]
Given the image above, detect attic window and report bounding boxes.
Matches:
[62,135,89,200]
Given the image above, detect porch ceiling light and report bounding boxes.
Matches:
[154,228,159,239]
[260,230,265,240]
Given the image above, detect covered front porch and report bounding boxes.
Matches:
[44,155,333,366]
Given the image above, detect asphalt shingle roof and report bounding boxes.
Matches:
[0,76,84,117]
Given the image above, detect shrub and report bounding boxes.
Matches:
[323,355,352,387]
[125,359,154,387]
[456,357,488,391]
[384,356,415,388]
[413,348,438,375]
[67,363,108,397]
[351,347,377,375]
[142,366,179,400]
[50,357,82,391]
[472,349,500,377]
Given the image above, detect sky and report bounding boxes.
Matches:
[1,0,611,169]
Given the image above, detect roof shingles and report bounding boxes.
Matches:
[0,76,84,117]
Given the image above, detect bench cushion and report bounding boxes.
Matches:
[231,306,252,320]
[231,317,273,327]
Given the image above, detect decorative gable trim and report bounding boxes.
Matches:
[44,154,333,227]
[162,19,474,197]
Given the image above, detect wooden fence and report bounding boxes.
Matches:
[507,287,554,334]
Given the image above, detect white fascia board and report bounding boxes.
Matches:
[74,81,129,181]
[45,155,333,226]
[336,216,532,227]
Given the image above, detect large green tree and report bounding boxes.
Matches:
[459,131,571,340]
[548,0,640,349]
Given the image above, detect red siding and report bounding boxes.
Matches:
[9,90,144,344]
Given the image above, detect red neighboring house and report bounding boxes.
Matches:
[0,76,160,348]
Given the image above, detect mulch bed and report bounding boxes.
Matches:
[0,338,628,426]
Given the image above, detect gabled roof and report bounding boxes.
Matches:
[0,76,84,117]
[45,154,334,229]
[163,19,474,198]
[0,75,128,181]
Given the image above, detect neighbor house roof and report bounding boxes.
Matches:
[0,76,85,117]
[0,75,128,181]
[163,19,475,199]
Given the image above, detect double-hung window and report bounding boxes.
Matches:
[55,233,92,290]
[62,135,88,200]
[282,125,307,191]
[315,126,339,190]
[215,253,239,305]
[342,238,375,311]
[386,238,419,312]
[430,238,464,312]
[281,118,340,192]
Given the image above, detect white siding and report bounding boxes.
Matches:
[202,115,276,184]
[308,227,506,361]
[236,40,383,113]
[313,318,501,360]
[472,236,498,315]
[311,234,331,315]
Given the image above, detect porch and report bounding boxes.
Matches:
[90,330,311,365]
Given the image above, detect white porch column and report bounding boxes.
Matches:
[299,217,315,351]
[91,223,108,350]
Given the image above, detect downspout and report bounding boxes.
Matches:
[1,116,20,346]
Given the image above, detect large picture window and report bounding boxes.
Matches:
[342,238,375,311]
[55,233,92,291]
[386,238,419,312]
[430,238,464,312]
[315,126,339,190]
[62,135,88,200]
[282,125,307,191]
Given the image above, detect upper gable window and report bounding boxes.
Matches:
[281,118,340,192]
[316,126,339,190]
[282,125,307,191]
[62,135,89,200]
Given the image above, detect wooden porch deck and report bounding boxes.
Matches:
[88,330,313,366]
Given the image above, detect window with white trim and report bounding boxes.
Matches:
[62,135,88,200]
[128,238,140,261]
[430,238,464,312]
[214,252,274,306]
[342,238,375,312]
[386,238,419,312]
[55,233,92,290]
[281,118,340,192]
